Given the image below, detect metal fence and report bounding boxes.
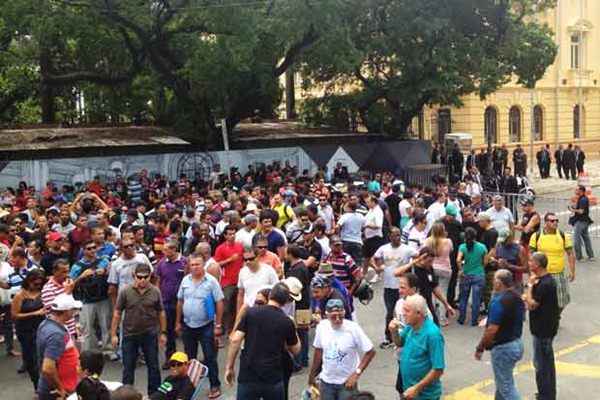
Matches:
[481,191,600,238]
[400,164,447,188]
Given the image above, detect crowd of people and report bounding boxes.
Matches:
[0,154,591,400]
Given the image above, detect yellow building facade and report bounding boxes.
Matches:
[419,0,600,153]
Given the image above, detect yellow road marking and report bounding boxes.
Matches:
[445,334,600,399]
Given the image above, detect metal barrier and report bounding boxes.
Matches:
[401,164,447,188]
[481,191,600,238]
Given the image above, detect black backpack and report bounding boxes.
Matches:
[72,259,109,303]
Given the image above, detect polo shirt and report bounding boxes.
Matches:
[214,241,244,288]
[108,253,153,291]
[488,290,524,347]
[484,206,514,233]
[326,251,359,290]
[177,274,224,328]
[116,285,164,337]
[529,230,572,274]
[41,278,77,337]
[338,212,365,244]
[400,317,445,400]
[155,255,187,304]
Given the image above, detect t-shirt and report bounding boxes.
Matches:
[364,206,384,239]
[108,254,153,291]
[273,204,295,229]
[40,250,71,276]
[488,290,525,347]
[313,319,373,385]
[529,274,559,338]
[150,374,195,400]
[406,227,428,251]
[338,212,365,244]
[484,207,514,233]
[529,230,572,274]
[458,242,487,276]
[235,228,256,251]
[400,317,445,400]
[257,251,283,277]
[237,264,279,306]
[286,261,311,310]
[253,230,286,255]
[480,228,499,253]
[237,305,298,384]
[374,243,417,289]
[214,241,244,288]
[326,251,359,290]
[37,318,80,396]
[41,278,77,337]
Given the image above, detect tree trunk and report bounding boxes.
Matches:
[39,47,56,124]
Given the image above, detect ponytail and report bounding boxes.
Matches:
[465,227,476,252]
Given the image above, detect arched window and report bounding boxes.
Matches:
[533,105,544,141]
[437,109,451,143]
[574,104,584,138]
[509,106,521,142]
[484,106,497,145]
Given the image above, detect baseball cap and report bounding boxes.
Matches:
[50,294,82,311]
[169,352,189,364]
[325,298,345,312]
[493,194,503,201]
[282,277,303,301]
[445,203,458,217]
[330,235,342,245]
[520,197,534,206]
[311,275,331,289]
[46,231,64,242]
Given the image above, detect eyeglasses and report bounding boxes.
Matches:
[135,275,150,280]
[547,219,559,223]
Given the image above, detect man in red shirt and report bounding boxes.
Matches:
[214,225,244,337]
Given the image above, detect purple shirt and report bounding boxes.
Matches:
[156,255,187,304]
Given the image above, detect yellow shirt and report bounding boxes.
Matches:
[529,230,573,274]
[273,204,295,229]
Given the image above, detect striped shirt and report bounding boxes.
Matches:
[41,278,77,337]
[326,251,359,290]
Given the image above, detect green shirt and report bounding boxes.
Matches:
[458,241,487,276]
[400,317,445,400]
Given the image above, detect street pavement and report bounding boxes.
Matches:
[1,190,600,399]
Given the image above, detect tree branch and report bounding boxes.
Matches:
[274,26,320,77]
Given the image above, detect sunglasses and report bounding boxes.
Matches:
[256,245,267,249]
[135,275,150,280]
[547,219,559,223]
[85,246,97,251]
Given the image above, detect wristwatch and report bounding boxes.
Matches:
[355,368,362,375]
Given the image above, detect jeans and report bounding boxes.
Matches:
[79,299,112,351]
[182,323,221,389]
[319,381,358,400]
[458,274,485,325]
[237,380,285,400]
[122,333,161,394]
[295,327,309,367]
[383,288,399,341]
[573,220,594,260]
[17,330,39,389]
[491,339,524,400]
[533,335,556,400]
[222,285,238,334]
[0,304,14,353]
[164,301,177,360]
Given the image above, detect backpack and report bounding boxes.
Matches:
[72,259,109,303]
[531,229,566,251]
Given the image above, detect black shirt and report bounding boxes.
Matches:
[237,305,298,384]
[572,195,592,224]
[443,219,463,250]
[150,375,195,400]
[286,261,311,310]
[529,274,559,338]
[412,264,439,324]
[40,250,71,276]
[480,228,498,253]
[385,193,401,227]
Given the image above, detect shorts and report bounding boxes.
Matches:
[363,236,384,259]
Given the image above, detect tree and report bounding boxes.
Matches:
[299,0,558,137]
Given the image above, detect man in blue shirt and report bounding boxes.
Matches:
[399,294,445,400]
[70,239,111,351]
[175,255,224,399]
[475,269,525,400]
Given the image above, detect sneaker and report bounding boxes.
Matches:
[108,352,120,362]
[588,257,595,262]
[379,340,393,349]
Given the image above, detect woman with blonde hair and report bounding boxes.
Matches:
[424,222,453,326]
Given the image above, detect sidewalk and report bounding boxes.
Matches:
[528,159,600,195]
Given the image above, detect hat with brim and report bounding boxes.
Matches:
[318,263,334,277]
[283,277,303,302]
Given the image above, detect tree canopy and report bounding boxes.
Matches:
[0,0,558,143]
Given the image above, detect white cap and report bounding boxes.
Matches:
[283,277,303,302]
[50,294,82,311]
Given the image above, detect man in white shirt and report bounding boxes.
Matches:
[318,197,336,234]
[426,192,447,232]
[373,227,417,348]
[107,239,153,303]
[405,213,428,251]
[308,298,376,398]
[236,250,279,311]
[484,195,514,233]
[235,214,257,251]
